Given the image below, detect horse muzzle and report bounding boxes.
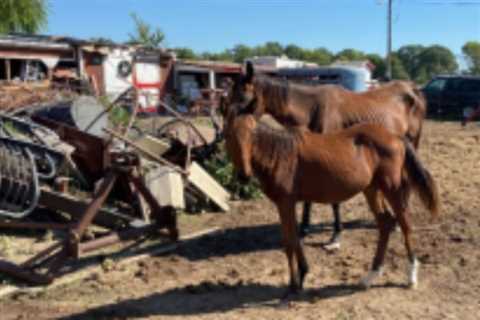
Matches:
[237,171,252,184]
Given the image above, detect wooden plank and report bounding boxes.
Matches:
[134,134,170,156]
[187,161,230,212]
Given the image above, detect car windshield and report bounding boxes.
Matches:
[425,78,447,92]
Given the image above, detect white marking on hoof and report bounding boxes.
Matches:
[324,241,341,251]
[360,267,383,289]
[408,258,419,289]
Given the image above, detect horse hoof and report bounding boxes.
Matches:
[408,281,418,290]
[359,278,371,290]
[324,241,341,251]
[359,268,383,289]
[299,227,310,238]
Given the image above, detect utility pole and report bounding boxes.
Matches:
[386,0,393,80]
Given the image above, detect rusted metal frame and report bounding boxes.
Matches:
[104,128,188,175]
[78,224,158,254]
[67,171,117,258]
[32,116,111,182]
[21,242,64,268]
[158,100,209,146]
[38,189,126,229]
[0,260,52,285]
[0,220,72,230]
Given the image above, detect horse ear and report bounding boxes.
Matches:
[245,61,255,84]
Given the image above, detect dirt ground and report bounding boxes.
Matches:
[1,120,480,320]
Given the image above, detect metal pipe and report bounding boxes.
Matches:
[79,224,157,253]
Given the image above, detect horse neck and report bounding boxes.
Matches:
[257,78,320,128]
[250,124,300,189]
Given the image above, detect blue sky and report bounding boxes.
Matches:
[47,0,479,58]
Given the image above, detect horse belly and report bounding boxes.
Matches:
[296,158,372,203]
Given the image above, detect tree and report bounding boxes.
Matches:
[334,48,365,62]
[306,47,333,65]
[128,13,165,48]
[231,44,253,63]
[414,45,458,83]
[284,44,305,60]
[462,41,480,75]
[390,54,409,80]
[365,53,386,79]
[256,41,284,57]
[174,47,197,60]
[396,44,425,80]
[0,0,48,34]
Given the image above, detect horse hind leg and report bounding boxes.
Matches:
[324,203,342,251]
[384,181,419,289]
[299,202,312,238]
[360,187,396,289]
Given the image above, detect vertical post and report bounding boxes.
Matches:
[76,46,85,78]
[208,69,216,107]
[5,59,11,81]
[386,0,393,80]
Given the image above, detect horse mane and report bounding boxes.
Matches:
[251,121,303,189]
[254,75,290,111]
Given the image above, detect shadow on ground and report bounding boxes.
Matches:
[56,281,390,319]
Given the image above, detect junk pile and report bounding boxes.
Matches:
[0,83,77,113]
[0,89,230,285]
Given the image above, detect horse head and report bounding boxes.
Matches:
[221,62,268,119]
[223,107,257,180]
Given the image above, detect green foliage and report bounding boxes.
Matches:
[365,53,386,79]
[335,48,365,61]
[0,0,48,34]
[396,44,425,80]
[395,44,458,83]
[203,148,262,200]
[391,53,410,80]
[231,44,254,63]
[98,95,131,127]
[414,45,458,83]
[462,41,480,75]
[174,47,197,60]
[128,12,165,48]
[304,47,334,65]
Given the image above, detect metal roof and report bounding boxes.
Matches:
[0,34,73,50]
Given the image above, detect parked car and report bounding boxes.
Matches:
[422,75,480,119]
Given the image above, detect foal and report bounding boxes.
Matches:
[224,109,439,296]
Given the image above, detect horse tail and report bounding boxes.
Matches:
[403,139,440,218]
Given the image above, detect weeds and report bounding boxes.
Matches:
[202,148,262,200]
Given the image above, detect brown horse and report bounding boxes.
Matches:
[224,107,439,296]
[224,62,427,246]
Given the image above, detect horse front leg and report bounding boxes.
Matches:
[278,200,308,297]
